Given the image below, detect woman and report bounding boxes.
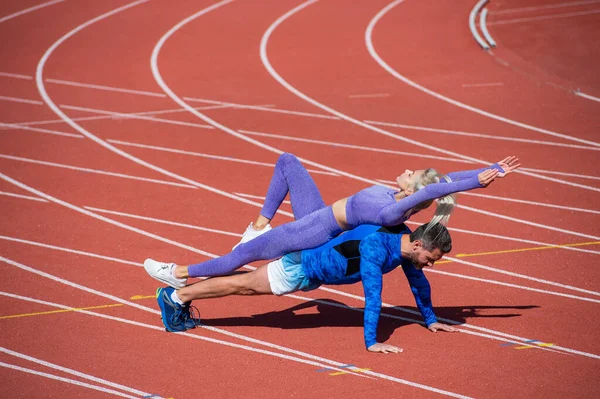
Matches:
[145,153,520,287]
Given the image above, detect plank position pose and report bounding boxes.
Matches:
[145,153,519,286]
[155,222,455,353]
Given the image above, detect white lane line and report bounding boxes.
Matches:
[480,8,497,47]
[489,8,600,25]
[407,220,600,256]
[0,95,43,105]
[234,192,291,205]
[0,235,141,267]
[445,255,600,297]
[365,0,600,147]
[0,154,198,189]
[519,167,600,181]
[427,269,600,303]
[260,0,600,240]
[0,362,139,399]
[183,97,339,120]
[365,120,600,151]
[61,104,215,130]
[470,0,491,50]
[83,206,242,237]
[348,93,390,99]
[457,203,600,240]
[461,82,503,88]
[0,191,49,202]
[0,72,33,80]
[493,0,600,15]
[318,286,600,359]
[239,129,476,163]
[0,289,369,382]
[0,347,157,398]
[3,236,594,359]
[375,179,600,215]
[0,0,66,24]
[0,122,83,138]
[107,139,340,177]
[575,91,600,103]
[46,78,167,97]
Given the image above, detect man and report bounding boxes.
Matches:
[145,222,456,353]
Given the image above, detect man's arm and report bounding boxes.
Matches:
[400,264,456,333]
[359,235,402,353]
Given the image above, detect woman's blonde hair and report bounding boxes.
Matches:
[408,168,457,228]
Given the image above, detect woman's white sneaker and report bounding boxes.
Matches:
[144,258,187,289]
[232,223,272,250]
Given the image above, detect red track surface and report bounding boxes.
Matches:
[1,0,599,398]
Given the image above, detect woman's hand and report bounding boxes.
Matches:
[478,169,499,187]
[497,156,521,177]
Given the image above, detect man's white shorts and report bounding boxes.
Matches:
[267,251,321,296]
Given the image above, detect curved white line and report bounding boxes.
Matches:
[258,0,600,240]
[1,347,156,398]
[365,0,600,147]
[34,0,274,213]
[469,0,491,50]
[0,0,66,24]
[480,8,497,47]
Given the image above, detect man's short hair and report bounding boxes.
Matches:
[409,223,452,253]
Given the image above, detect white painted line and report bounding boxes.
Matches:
[0,235,141,267]
[183,97,339,120]
[406,220,600,256]
[348,93,390,99]
[519,167,600,181]
[365,1,600,147]
[364,120,600,151]
[46,78,167,97]
[0,122,83,138]
[107,139,339,177]
[0,95,43,105]
[234,192,292,205]
[0,154,198,189]
[376,179,600,215]
[0,362,138,399]
[0,72,33,80]
[493,0,600,15]
[317,286,600,359]
[426,269,600,303]
[489,9,600,25]
[0,191,48,202]
[461,82,503,88]
[480,8,497,47]
[0,0,66,24]
[1,347,157,398]
[260,0,600,243]
[60,104,215,130]
[446,255,600,296]
[239,129,477,164]
[470,0,491,50]
[457,203,600,240]
[83,206,241,237]
[574,91,600,103]
[0,289,368,382]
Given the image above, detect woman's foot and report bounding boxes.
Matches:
[232,222,272,250]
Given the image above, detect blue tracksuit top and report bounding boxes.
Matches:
[300,224,437,348]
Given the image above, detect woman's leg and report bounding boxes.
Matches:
[257,153,326,225]
[187,207,342,277]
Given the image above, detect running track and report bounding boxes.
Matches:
[1,0,599,397]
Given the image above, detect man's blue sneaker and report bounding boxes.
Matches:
[183,303,201,329]
[156,287,187,332]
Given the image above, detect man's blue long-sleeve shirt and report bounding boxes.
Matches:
[300,224,437,348]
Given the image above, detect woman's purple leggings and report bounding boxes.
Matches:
[187,153,343,277]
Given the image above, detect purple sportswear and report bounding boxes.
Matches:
[187,154,501,277]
